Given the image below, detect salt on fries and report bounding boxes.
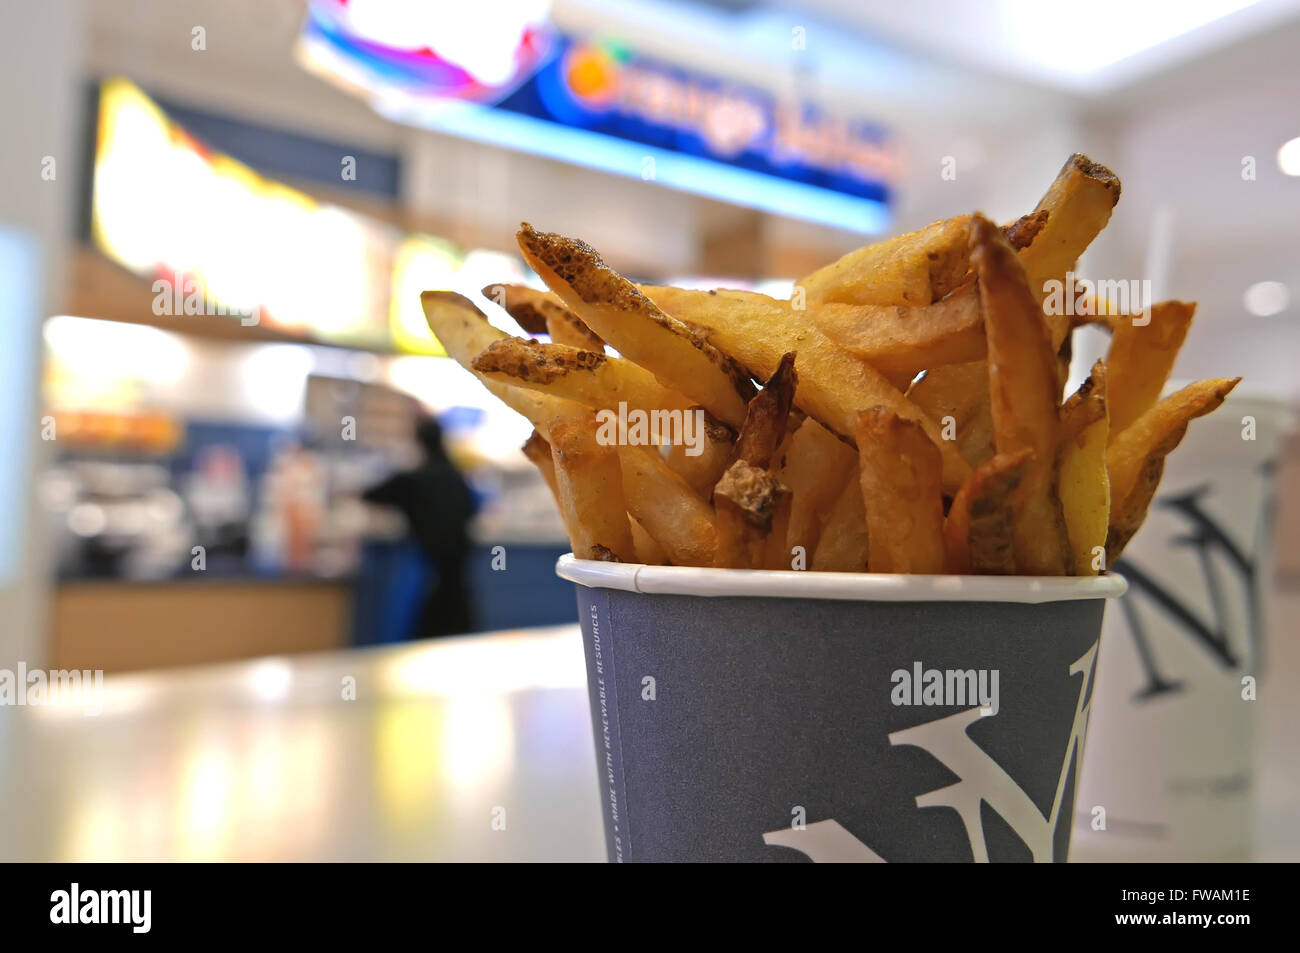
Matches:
[422,154,1238,575]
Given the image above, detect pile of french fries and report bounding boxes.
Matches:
[422,154,1239,575]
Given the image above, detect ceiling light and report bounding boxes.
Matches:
[1243,281,1289,316]
[1277,137,1300,176]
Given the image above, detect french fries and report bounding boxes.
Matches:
[470,328,723,496]
[795,283,985,382]
[713,355,797,568]
[798,215,971,306]
[857,407,946,574]
[618,445,717,567]
[972,214,1072,575]
[776,419,858,560]
[522,430,560,505]
[423,154,1237,578]
[714,462,791,569]
[549,415,637,562]
[483,282,607,352]
[733,351,797,469]
[1058,363,1110,575]
[482,282,557,334]
[907,360,995,467]
[811,476,870,572]
[517,223,756,427]
[630,517,668,565]
[642,284,972,492]
[1106,301,1195,436]
[472,337,694,428]
[1019,153,1123,352]
[1105,377,1241,563]
[944,449,1033,575]
[421,291,586,433]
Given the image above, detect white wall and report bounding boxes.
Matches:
[1090,20,1300,401]
[0,0,85,668]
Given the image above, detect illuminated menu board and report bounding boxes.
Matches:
[92,77,538,357]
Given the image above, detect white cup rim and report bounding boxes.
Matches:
[556,555,1127,604]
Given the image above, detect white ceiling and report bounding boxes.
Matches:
[772,0,1300,93]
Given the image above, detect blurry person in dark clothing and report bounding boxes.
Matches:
[363,416,477,637]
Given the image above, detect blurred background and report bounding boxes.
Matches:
[0,0,1298,861]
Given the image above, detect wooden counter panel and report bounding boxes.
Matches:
[50,581,351,674]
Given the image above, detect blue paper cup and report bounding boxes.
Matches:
[558,556,1126,862]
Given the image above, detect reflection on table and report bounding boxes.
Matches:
[0,625,605,862]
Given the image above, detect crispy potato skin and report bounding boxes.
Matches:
[642,284,973,493]
[1106,301,1195,437]
[971,214,1072,576]
[857,407,946,574]
[517,223,755,426]
[474,337,605,384]
[944,449,1033,574]
[1058,362,1109,575]
[1104,377,1240,564]
[549,414,636,563]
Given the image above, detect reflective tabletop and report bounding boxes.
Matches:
[3,593,1297,862]
[0,625,606,862]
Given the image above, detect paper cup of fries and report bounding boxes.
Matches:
[419,152,1243,860]
[1072,393,1293,861]
[559,557,1125,862]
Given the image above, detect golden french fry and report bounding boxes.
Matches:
[857,407,946,574]
[811,475,870,572]
[711,284,986,382]
[482,282,605,351]
[482,282,555,334]
[776,418,857,560]
[1105,456,1164,567]
[665,412,736,496]
[733,351,797,469]
[630,517,667,565]
[1019,153,1122,352]
[944,449,1033,574]
[906,361,995,468]
[517,224,756,427]
[762,493,794,570]
[1105,378,1241,565]
[713,460,791,569]
[1003,210,1048,250]
[972,214,1072,575]
[797,215,972,306]
[421,291,586,434]
[618,445,716,567]
[642,284,972,492]
[473,336,730,496]
[549,414,636,562]
[1106,301,1195,437]
[521,430,560,506]
[1059,362,1110,575]
[472,337,694,424]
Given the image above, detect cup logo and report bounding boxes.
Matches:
[1113,476,1270,700]
[764,642,1098,862]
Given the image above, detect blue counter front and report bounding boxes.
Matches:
[351,540,577,645]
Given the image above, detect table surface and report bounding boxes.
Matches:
[0,625,606,862]
[3,592,1298,862]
